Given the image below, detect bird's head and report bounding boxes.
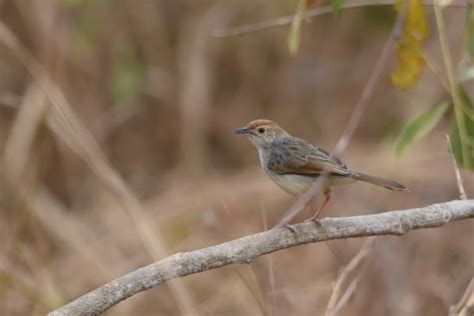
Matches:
[234,119,288,149]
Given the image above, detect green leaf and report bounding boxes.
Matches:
[467,6,474,64]
[450,87,474,170]
[331,0,344,16]
[287,0,306,56]
[395,100,450,157]
[110,43,143,105]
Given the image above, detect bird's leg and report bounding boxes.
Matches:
[305,188,332,224]
[283,195,318,233]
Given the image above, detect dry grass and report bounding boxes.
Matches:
[0,1,472,315]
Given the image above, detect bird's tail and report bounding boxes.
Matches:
[352,172,407,191]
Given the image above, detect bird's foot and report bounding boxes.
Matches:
[284,224,297,233]
[304,217,322,226]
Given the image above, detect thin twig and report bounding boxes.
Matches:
[247,265,269,316]
[434,1,472,169]
[325,238,375,316]
[274,4,407,228]
[212,0,468,38]
[3,83,48,185]
[333,1,406,153]
[331,275,360,315]
[260,204,276,315]
[49,200,474,316]
[447,135,468,200]
[449,278,474,316]
[233,267,268,316]
[417,49,450,92]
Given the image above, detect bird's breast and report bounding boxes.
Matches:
[264,170,357,196]
[265,171,315,196]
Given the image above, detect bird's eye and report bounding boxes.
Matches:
[258,128,265,134]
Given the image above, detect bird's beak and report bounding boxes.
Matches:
[234,127,253,135]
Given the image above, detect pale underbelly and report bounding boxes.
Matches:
[266,172,356,196]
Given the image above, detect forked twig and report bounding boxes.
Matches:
[449,278,474,316]
[325,238,375,316]
[332,276,360,315]
[232,266,268,316]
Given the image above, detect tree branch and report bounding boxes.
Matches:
[49,200,474,316]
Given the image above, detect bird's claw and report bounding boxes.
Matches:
[284,224,297,233]
[304,218,322,226]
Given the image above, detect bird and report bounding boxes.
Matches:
[234,119,407,223]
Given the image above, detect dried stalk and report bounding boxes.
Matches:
[325,238,375,316]
[447,135,468,200]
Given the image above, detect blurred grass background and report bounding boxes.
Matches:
[0,0,472,315]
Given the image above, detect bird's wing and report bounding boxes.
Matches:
[266,137,352,176]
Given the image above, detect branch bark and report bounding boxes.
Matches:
[49,200,474,316]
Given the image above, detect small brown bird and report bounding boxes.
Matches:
[235,119,407,222]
